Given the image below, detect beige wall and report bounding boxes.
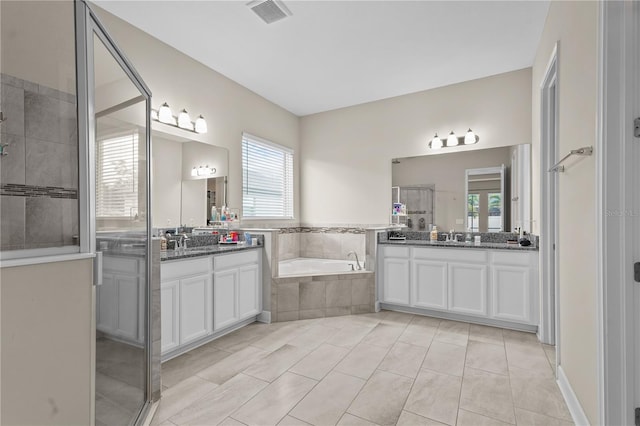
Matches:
[93,6,300,225]
[299,68,532,226]
[392,146,513,232]
[152,136,183,227]
[531,1,598,422]
[1,259,93,426]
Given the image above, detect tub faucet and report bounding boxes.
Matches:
[347,251,363,271]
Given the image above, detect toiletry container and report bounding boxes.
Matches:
[430,226,438,242]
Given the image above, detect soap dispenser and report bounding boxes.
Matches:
[430,226,438,242]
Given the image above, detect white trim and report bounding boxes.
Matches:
[257,310,271,324]
[539,42,559,346]
[0,252,95,268]
[597,1,638,425]
[241,132,294,154]
[557,366,590,426]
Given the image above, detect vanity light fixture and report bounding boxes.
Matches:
[430,133,443,150]
[191,165,216,177]
[177,109,193,131]
[428,128,479,149]
[151,103,208,134]
[446,131,458,147]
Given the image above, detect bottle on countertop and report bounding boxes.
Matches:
[220,205,227,221]
[211,205,217,222]
[430,226,438,242]
[160,236,167,251]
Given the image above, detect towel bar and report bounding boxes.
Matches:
[548,146,593,172]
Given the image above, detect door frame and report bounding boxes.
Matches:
[597,1,639,425]
[75,1,153,424]
[539,42,559,349]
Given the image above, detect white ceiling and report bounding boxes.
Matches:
[95,0,550,117]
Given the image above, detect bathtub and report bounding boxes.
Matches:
[279,257,365,277]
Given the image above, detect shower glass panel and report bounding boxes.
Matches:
[0,0,79,256]
[90,15,151,426]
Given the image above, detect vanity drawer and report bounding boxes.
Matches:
[214,250,259,270]
[413,247,488,263]
[491,251,533,266]
[104,256,139,274]
[162,256,212,280]
[381,246,410,258]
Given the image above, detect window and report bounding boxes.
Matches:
[487,192,502,232]
[96,131,139,218]
[467,193,479,232]
[242,133,293,219]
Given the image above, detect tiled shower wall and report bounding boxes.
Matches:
[0,74,78,250]
[278,227,366,262]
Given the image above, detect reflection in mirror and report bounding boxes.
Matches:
[392,145,531,233]
[465,166,505,232]
[151,130,228,228]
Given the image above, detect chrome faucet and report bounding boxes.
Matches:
[176,233,190,250]
[454,234,463,243]
[348,251,363,271]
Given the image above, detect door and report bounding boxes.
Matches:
[161,280,180,354]
[80,3,153,425]
[491,265,530,322]
[383,257,410,305]
[214,268,239,330]
[239,263,261,319]
[448,263,487,315]
[412,259,447,310]
[180,274,213,344]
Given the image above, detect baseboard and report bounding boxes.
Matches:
[557,365,590,426]
[257,310,271,323]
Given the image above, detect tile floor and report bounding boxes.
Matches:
[152,311,571,426]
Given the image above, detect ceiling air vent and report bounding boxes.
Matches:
[247,0,292,24]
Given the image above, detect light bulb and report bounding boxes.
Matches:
[191,167,197,177]
[446,131,458,147]
[464,128,477,145]
[194,115,208,133]
[431,134,442,149]
[177,109,193,130]
[158,102,174,124]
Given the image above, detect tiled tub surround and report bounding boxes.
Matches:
[278,227,367,262]
[0,74,78,250]
[272,272,375,322]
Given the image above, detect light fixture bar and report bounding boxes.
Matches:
[428,129,479,149]
[151,103,208,134]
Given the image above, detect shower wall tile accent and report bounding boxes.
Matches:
[0,74,78,251]
[273,226,367,262]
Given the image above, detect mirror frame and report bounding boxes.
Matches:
[464,165,506,232]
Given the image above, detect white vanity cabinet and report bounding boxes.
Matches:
[378,245,538,329]
[97,256,145,345]
[161,257,213,354]
[213,250,261,331]
[160,248,262,359]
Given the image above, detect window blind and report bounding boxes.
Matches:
[242,133,294,219]
[96,131,139,218]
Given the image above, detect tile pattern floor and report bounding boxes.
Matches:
[152,311,571,426]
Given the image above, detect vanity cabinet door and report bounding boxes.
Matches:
[180,273,213,345]
[238,264,260,320]
[383,257,410,305]
[213,268,239,331]
[411,260,447,310]
[97,273,117,335]
[115,274,141,342]
[491,265,530,322]
[448,263,487,316]
[161,279,180,353]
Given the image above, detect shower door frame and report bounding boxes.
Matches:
[75,1,153,424]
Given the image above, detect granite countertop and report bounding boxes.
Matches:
[161,243,261,261]
[379,239,538,251]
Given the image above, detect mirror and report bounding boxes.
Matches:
[465,166,505,232]
[391,144,531,233]
[152,131,228,228]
